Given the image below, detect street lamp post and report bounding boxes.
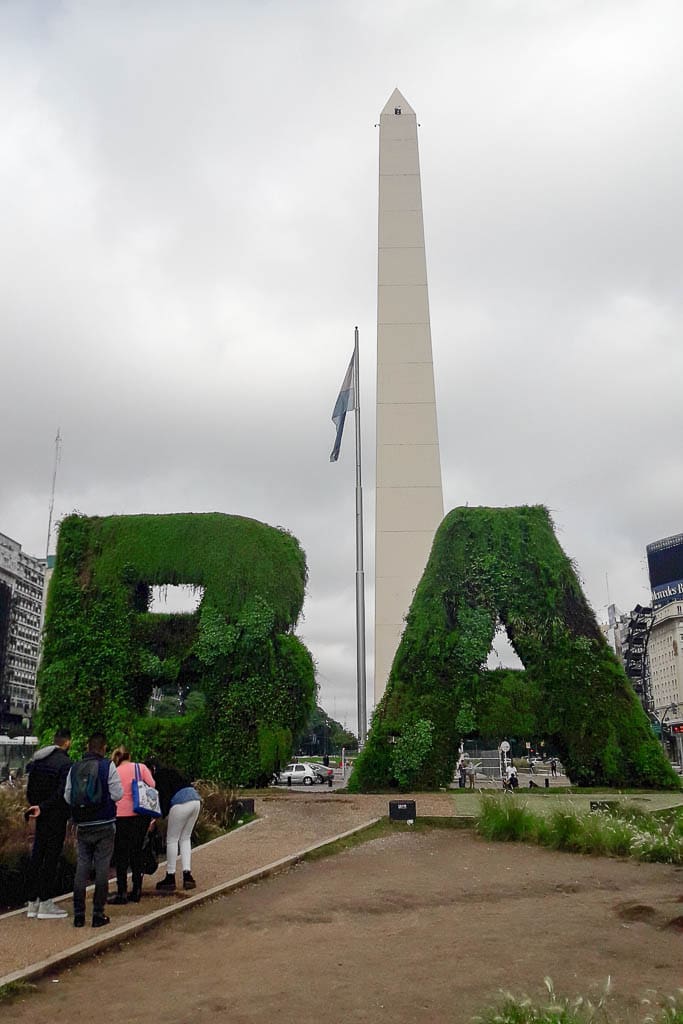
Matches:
[21,715,30,774]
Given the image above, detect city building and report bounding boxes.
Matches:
[374,89,444,705]
[605,604,631,665]
[645,533,683,765]
[0,532,45,729]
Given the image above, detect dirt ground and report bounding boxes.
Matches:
[6,828,683,1024]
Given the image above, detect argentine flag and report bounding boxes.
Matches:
[329,351,356,462]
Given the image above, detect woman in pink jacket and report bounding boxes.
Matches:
[108,746,156,904]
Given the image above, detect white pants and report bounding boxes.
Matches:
[165,800,200,873]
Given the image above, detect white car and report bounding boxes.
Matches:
[278,763,317,786]
[306,763,334,784]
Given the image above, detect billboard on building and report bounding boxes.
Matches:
[647,533,683,608]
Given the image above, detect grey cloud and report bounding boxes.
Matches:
[2,0,683,732]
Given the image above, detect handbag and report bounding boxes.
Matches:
[132,763,162,818]
[141,829,160,875]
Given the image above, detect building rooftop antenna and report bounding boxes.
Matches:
[45,428,62,561]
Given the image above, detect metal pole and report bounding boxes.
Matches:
[45,427,62,561]
[353,327,367,745]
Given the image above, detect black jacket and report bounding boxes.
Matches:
[26,744,71,818]
[151,766,191,818]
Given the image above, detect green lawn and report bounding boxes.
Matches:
[449,788,683,817]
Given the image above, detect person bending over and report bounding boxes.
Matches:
[148,762,201,893]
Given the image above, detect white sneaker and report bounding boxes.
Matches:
[26,899,39,918]
[37,899,68,920]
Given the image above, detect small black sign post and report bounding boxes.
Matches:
[389,800,416,822]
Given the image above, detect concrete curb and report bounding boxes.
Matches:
[0,817,381,989]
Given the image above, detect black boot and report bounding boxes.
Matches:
[92,913,110,927]
[183,871,196,890]
[106,892,128,905]
[156,872,176,892]
[129,874,142,902]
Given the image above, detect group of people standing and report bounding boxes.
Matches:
[456,756,477,789]
[24,728,201,928]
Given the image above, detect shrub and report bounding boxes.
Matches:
[546,807,586,852]
[476,796,683,865]
[0,784,28,864]
[478,794,538,843]
[391,719,434,790]
[476,979,683,1024]
[131,714,201,779]
[192,780,242,844]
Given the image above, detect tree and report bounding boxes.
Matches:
[297,705,357,756]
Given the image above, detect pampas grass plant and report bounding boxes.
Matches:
[474,979,683,1024]
[477,796,683,864]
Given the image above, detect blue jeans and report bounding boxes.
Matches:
[73,823,115,916]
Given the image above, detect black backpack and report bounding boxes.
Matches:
[68,758,109,820]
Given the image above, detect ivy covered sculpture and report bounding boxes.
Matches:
[350,505,678,791]
[38,513,315,785]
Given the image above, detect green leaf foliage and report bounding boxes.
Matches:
[38,512,315,783]
[296,704,358,755]
[391,718,434,790]
[350,505,678,792]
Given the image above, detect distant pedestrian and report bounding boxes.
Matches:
[466,764,476,790]
[107,745,157,905]
[550,757,558,777]
[24,727,72,920]
[66,732,123,928]
[148,762,201,892]
[503,764,518,791]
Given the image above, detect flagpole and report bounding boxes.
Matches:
[353,326,367,744]
[45,427,62,561]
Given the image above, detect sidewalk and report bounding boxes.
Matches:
[0,790,457,984]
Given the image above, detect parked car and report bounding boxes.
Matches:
[307,763,334,784]
[278,763,317,786]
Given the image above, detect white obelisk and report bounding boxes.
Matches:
[374,89,444,705]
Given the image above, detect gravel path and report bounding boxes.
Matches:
[5,826,683,1024]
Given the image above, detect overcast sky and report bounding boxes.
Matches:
[2,1,683,732]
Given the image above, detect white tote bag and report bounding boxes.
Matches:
[132,763,162,818]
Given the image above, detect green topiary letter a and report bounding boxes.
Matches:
[350,506,678,791]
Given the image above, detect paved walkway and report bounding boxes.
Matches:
[0,789,456,983]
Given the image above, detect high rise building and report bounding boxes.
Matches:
[605,604,631,664]
[374,89,444,705]
[0,532,45,728]
[645,533,683,765]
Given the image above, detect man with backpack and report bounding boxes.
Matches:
[25,727,73,920]
[65,732,123,928]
